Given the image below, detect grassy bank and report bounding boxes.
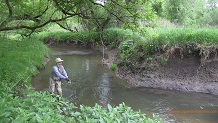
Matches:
[34,27,218,68]
[119,28,218,69]
[0,37,161,122]
[151,28,218,45]
[33,28,143,49]
[0,38,50,93]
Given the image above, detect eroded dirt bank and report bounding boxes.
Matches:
[103,49,218,95]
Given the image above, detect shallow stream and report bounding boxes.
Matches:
[31,47,218,123]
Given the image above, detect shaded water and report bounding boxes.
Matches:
[31,47,218,123]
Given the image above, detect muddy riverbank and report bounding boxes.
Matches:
[103,49,218,95]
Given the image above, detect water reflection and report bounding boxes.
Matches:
[85,59,90,71]
[31,47,218,123]
[97,73,111,107]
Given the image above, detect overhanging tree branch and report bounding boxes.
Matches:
[6,0,12,17]
[0,15,73,31]
[12,6,49,23]
[56,22,75,32]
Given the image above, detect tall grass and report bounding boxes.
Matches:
[0,38,50,92]
[33,28,144,48]
[152,28,218,46]
[33,31,100,43]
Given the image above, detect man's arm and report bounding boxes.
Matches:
[61,66,68,78]
[52,66,67,79]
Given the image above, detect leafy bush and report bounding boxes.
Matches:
[73,103,161,123]
[0,92,161,123]
[197,8,218,28]
[0,91,76,123]
[103,28,144,48]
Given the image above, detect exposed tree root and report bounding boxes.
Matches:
[197,44,218,69]
[43,37,56,45]
[162,43,218,68]
[165,44,184,60]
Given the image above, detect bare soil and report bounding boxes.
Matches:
[103,49,218,95]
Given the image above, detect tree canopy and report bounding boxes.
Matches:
[1,0,218,35]
[0,0,156,34]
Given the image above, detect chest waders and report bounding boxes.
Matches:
[49,66,64,96]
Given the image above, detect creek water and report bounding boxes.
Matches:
[31,47,218,123]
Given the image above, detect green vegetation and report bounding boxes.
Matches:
[152,28,218,45]
[33,27,143,49]
[111,64,118,71]
[0,0,155,34]
[34,31,100,45]
[76,103,161,123]
[159,0,218,28]
[1,90,161,123]
[0,38,50,93]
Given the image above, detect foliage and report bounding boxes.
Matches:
[111,64,117,71]
[102,28,143,48]
[77,0,156,31]
[73,103,162,123]
[33,31,100,46]
[34,27,143,49]
[0,92,161,123]
[159,0,218,28]
[0,0,56,31]
[0,38,50,93]
[160,56,168,66]
[161,0,187,24]
[152,28,218,45]
[0,0,157,34]
[155,17,179,28]
[151,0,164,16]
[77,2,110,31]
[197,8,218,27]
[0,91,76,123]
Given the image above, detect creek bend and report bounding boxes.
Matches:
[31,47,218,123]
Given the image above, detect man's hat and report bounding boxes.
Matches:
[55,58,64,63]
